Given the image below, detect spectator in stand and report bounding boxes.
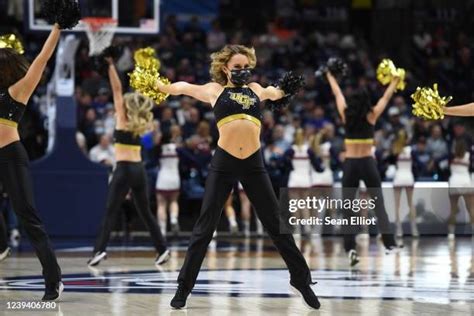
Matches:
[182,107,201,139]
[92,87,112,118]
[80,108,101,149]
[207,20,226,51]
[160,106,177,137]
[272,124,291,152]
[412,137,434,179]
[427,124,449,161]
[89,134,115,167]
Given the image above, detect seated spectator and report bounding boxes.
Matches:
[89,134,115,167]
[182,107,201,139]
[427,124,448,160]
[412,137,434,179]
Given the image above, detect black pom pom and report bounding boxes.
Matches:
[41,0,81,30]
[94,45,123,77]
[314,65,329,81]
[267,95,293,112]
[278,71,305,96]
[326,57,348,79]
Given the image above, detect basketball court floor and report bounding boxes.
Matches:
[1,236,472,315]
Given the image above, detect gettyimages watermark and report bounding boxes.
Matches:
[278,187,474,235]
[288,195,378,227]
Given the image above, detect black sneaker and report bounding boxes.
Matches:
[348,249,360,267]
[385,244,404,255]
[42,281,64,301]
[290,281,321,309]
[170,283,191,309]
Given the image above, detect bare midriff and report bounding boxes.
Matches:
[115,146,142,162]
[344,143,373,158]
[217,119,261,159]
[0,125,20,148]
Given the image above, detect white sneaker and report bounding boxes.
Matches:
[0,247,11,262]
[229,223,239,235]
[155,249,171,265]
[10,229,20,247]
[87,251,107,266]
[396,224,403,238]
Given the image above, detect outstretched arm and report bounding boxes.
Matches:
[326,72,347,122]
[156,80,219,104]
[443,103,474,117]
[107,59,125,117]
[368,77,400,123]
[248,82,285,101]
[9,24,61,104]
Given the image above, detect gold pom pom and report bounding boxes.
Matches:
[0,34,24,54]
[376,59,406,91]
[128,47,169,104]
[411,83,452,120]
[133,47,161,71]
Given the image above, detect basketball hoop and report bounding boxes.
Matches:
[81,17,117,56]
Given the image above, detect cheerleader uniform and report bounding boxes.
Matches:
[156,143,180,195]
[393,146,415,187]
[176,85,314,292]
[311,142,333,187]
[287,144,313,189]
[0,89,62,293]
[341,119,396,252]
[449,152,472,195]
[92,129,168,258]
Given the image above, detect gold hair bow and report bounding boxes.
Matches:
[411,83,452,120]
[128,47,170,104]
[376,59,406,91]
[0,34,24,54]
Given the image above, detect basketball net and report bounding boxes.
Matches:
[81,17,117,56]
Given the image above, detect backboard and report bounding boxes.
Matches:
[27,0,160,34]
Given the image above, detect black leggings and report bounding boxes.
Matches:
[342,157,396,251]
[0,212,8,251]
[93,161,167,254]
[0,141,61,284]
[178,146,313,289]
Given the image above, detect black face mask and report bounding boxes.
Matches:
[229,68,252,86]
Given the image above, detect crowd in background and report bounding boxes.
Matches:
[1,2,474,237]
[69,12,473,184]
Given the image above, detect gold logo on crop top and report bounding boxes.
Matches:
[228,92,256,109]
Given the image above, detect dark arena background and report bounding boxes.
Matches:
[0,0,473,315]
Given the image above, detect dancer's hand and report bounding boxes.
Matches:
[105,57,114,65]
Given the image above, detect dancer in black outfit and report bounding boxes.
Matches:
[326,68,401,266]
[87,56,170,266]
[0,0,80,300]
[152,45,320,310]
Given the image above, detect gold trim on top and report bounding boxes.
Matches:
[345,138,374,145]
[223,84,248,88]
[217,114,261,128]
[0,118,18,128]
[114,143,141,150]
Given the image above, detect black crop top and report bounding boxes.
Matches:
[113,129,141,148]
[0,88,26,128]
[213,86,262,128]
[344,117,374,143]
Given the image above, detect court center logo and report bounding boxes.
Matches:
[1,269,472,302]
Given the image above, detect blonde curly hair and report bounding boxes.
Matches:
[123,92,154,137]
[210,45,257,85]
